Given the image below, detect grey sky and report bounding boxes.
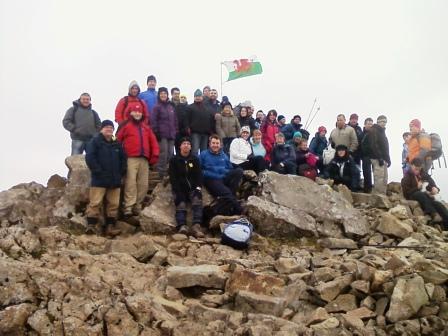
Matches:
[1,0,448,196]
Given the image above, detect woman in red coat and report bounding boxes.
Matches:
[116,103,159,217]
[260,109,280,162]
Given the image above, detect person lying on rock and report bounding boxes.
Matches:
[85,120,126,235]
[270,132,297,175]
[325,144,360,191]
[401,158,448,229]
[200,135,243,216]
[229,126,267,174]
[168,137,204,238]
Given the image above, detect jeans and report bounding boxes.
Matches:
[173,189,203,227]
[191,133,209,155]
[272,161,297,175]
[203,169,243,213]
[222,137,235,155]
[371,159,388,194]
[362,157,372,192]
[237,156,267,174]
[158,138,174,177]
[71,139,89,155]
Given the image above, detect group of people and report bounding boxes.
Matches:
[62,75,448,235]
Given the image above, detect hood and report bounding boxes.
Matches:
[72,99,91,109]
[128,80,141,96]
[157,87,169,104]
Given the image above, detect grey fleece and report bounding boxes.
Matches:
[63,100,101,141]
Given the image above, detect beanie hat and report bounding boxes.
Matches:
[128,80,140,94]
[350,113,359,120]
[147,75,156,83]
[410,119,421,130]
[377,115,387,123]
[157,87,169,100]
[318,126,327,133]
[277,115,286,122]
[132,103,143,112]
[293,115,302,121]
[101,120,114,129]
[240,126,251,134]
[221,101,232,109]
[194,89,203,97]
[293,131,302,139]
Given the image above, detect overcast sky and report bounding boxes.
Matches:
[1,0,448,196]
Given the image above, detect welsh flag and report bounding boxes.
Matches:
[222,56,263,82]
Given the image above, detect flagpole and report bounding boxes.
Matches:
[220,62,223,97]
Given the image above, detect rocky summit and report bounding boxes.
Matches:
[1,155,448,335]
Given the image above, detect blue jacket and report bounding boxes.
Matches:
[138,89,158,114]
[85,134,127,188]
[309,132,328,157]
[200,149,233,180]
[282,122,310,141]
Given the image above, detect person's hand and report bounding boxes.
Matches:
[417,181,423,189]
[378,159,384,167]
[431,187,439,195]
[305,153,310,158]
[386,160,391,168]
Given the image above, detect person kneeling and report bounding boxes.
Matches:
[271,133,297,175]
[401,158,448,229]
[230,126,266,174]
[325,144,360,191]
[85,120,127,235]
[168,137,204,238]
[200,135,243,216]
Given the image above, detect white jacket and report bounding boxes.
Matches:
[230,138,252,164]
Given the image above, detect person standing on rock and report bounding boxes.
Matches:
[115,81,150,126]
[151,87,178,178]
[347,113,363,165]
[402,158,448,229]
[402,131,411,174]
[85,120,127,235]
[260,109,280,163]
[407,119,432,172]
[63,93,101,155]
[282,115,310,142]
[168,137,204,237]
[186,89,214,155]
[360,117,374,193]
[116,104,160,218]
[200,135,243,215]
[215,101,240,154]
[364,115,390,194]
[329,114,359,155]
[309,126,328,172]
[138,75,158,115]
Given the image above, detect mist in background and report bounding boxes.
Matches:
[1,0,447,196]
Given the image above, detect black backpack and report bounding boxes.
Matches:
[202,196,241,226]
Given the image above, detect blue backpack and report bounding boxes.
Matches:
[221,218,253,250]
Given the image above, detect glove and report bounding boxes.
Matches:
[378,159,384,167]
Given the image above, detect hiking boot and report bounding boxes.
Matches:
[85,217,98,235]
[177,225,189,235]
[191,224,205,238]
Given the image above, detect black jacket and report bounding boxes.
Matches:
[186,102,214,134]
[168,153,203,193]
[173,102,189,136]
[238,115,257,132]
[364,124,390,163]
[325,153,360,191]
[85,134,127,188]
[271,144,296,165]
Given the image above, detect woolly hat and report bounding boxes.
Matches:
[277,115,286,122]
[409,119,421,130]
[157,87,169,100]
[194,89,203,97]
[293,131,302,139]
[101,120,114,129]
[221,100,232,109]
[128,80,140,94]
[350,113,359,120]
[318,126,327,133]
[240,126,251,134]
[377,115,387,123]
[241,100,253,108]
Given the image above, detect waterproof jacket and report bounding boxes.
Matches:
[186,102,214,134]
[271,143,296,166]
[63,100,101,141]
[325,153,359,191]
[138,88,158,114]
[363,124,390,163]
[115,96,149,125]
[168,153,203,193]
[401,169,438,199]
[238,115,257,132]
[329,125,359,153]
[309,133,328,157]
[151,100,178,140]
[282,121,310,141]
[200,149,233,180]
[85,134,127,188]
[116,114,160,165]
[260,120,280,161]
[216,113,240,139]
[229,138,252,165]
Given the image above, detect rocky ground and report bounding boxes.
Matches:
[1,155,448,335]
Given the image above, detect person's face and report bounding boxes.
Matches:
[79,95,91,107]
[319,130,327,137]
[248,107,254,116]
[147,80,157,89]
[378,120,387,129]
[410,124,420,135]
[159,91,168,102]
[130,86,139,97]
[223,105,231,114]
[100,125,114,138]
[130,111,143,120]
[279,119,286,126]
[299,141,308,151]
[194,96,203,103]
[209,138,221,153]
[337,149,346,157]
[293,117,301,125]
[364,120,373,130]
[180,96,187,104]
[349,118,358,126]
[269,113,276,122]
[256,112,264,120]
[411,164,421,175]
[210,90,218,100]
[172,90,180,101]
[240,108,248,117]
[275,135,285,144]
[404,134,411,144]
[241,131,250,140]
[180,141,191,156]
[203,87,210,97]
[337,116,346,128]
[253,133,262,143]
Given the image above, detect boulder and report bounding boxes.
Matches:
[166,265,228,289]
[234,290,286,317]
[369,193,392,209]
[386,275,429,322]
[325,294,358,313]
[274,257,307,274]
[389,204,411,220]
[315,274,353,302]
[0,303,37,335]
[412,257,448,285]
[257,172,369,237]
[376,212,413,239]
[64,155,91,205]
[226,266,285,296]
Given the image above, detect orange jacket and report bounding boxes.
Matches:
[407,132,431,162]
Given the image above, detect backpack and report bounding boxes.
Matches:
[302,167,317,181]
[306,153,319,167]
[323,146,335,165]
[202,196,241,226]
[221,218,253,249]
[429,133,443,160]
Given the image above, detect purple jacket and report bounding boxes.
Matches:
[151,101,178,140]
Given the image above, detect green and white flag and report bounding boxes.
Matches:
[222,56,263,81]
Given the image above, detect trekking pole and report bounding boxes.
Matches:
[356,244,430,251]
[304,98,317,130]
[306,106,321,131]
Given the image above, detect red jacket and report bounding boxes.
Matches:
[115,96,149,125]
[116,116,160,165]
[261,121,280,161]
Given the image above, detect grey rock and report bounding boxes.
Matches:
[167,265,228,289]
[376,212,413,239]
[234,290,286,317]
